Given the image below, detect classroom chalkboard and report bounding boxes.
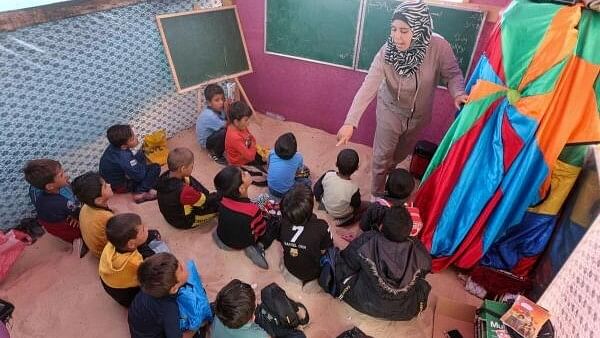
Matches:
[357,0,486,77]
[265,0,362,68]
[156,6,252,93]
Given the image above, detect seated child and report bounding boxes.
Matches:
[212,166,270,269]
[196,84,228,165]
[360,168,422,237]
[72,172,114,257]
[23,159,82,245]
[99,124,160,203]
[314,149,363,226]
[212,279,269,338]
[128,252,198,338]
[224,101,267,185]
[335,206,431,321]
[271,185,333,290]
[267,132,310,198]
[157,147,218,229]
[99,213,161,307]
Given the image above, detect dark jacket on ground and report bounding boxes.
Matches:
[336,231,432,321]
[156,172,217,229]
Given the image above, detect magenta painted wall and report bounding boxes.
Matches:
[236,0,510,146]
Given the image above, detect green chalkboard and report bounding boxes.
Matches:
[357,0,486,77]
[157,7,252,93]
[265,0,362,68]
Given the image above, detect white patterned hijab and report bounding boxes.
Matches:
[384,1,432,77]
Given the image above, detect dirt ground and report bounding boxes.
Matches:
[0,114,481,337]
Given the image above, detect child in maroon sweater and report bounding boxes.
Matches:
[212,166,270,269]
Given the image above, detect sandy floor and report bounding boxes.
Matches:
[0,114,481,337]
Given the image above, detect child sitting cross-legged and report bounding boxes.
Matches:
[212,166,270,269]
[99,213,161,307]
[72,172,115,258]
[128,253,200,338]
[360,168,422,237]
[23,159,83,251]
[267,185,333,292]
[212,279,269,338]
[314,149,364,226]
[156,147,218,229]
[224,101,268,185]
[267,132,311,199]
[99,124,160,203]
[196,84,228,165]
[335,205,431,321]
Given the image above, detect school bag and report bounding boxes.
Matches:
[177,260,213,331]
[0,298,14,338]
[254,283,309,338]
[319,247,340,296]
[143,129,169,166]
[336,327,373,338]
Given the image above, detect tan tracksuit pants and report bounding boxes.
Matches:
[371,87,425,196]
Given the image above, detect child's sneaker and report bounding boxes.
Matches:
[133,190,157,204]
[210,153,227,165]
[244,244,269,269]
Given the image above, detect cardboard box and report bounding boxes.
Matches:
[433,297,477,338]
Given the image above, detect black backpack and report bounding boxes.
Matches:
[337,327,373,338]
[319,247,339,296]
[0,299,14,324]
[254,283,309,338]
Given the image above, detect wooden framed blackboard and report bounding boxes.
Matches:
[264,0,363,69]
[357,0,486,77]
[156,6,252,93]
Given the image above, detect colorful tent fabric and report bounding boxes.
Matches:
[480,146,586,276]
[414,1,600,273]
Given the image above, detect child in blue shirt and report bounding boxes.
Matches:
[99,124,160,203]
[196,84,228,165]
[267,133,310,198]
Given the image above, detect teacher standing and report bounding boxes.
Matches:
[336,1,467,197]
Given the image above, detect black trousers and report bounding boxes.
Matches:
[101,279,140,307]
[206,127,226,157]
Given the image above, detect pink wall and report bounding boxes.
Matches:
[236,0,509,146]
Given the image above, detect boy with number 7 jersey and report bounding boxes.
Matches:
[267,185,333,286]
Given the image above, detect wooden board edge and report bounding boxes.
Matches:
[233,6,253,74]
[0,0,144,32]
[155,5,236,20]
[176,70,254,94]
[155,15,183,93]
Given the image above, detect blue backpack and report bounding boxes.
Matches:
[177,260,213,331]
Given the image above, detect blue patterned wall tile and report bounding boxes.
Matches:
[0,0,207,228]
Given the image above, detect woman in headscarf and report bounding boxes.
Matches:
[336,1,467,198]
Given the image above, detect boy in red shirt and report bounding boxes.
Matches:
[224,101,267,185]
